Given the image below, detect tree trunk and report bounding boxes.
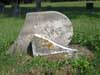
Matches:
[86,0,94,9]
[35,0,41,11]
[0,3,4,13]
[11,0,20,16]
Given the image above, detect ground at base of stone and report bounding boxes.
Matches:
[20,44,94,75]
[44,44,94,61]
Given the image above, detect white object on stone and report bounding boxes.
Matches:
[7,11,77,56]
[32,34,77,56]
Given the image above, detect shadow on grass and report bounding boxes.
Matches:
[1,6,100,19]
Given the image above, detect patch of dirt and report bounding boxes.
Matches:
[29,68,41,75]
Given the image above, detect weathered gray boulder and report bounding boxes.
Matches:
[7,11,75,56]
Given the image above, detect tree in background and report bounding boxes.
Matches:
[0,0,5,12]
[35,0,41,11]
[11,0,20,16]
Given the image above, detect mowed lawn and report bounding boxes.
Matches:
[0,1,100,75]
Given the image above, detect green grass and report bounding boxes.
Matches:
[0,1,100,75]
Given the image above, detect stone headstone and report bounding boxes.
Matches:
[7,11,77,56]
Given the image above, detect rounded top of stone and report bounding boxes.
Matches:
[27,11,68,17]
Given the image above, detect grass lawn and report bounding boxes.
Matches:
[0,1,100,75]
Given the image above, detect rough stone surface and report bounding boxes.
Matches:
[7,11,73,55]
[32,34,77,56]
